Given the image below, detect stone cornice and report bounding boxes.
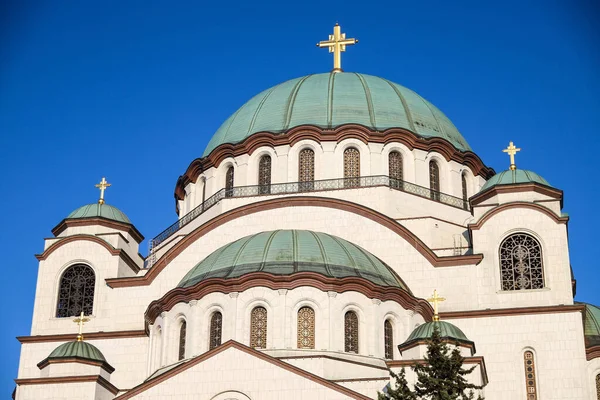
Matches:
[106,197,483,288]
[439,303,585,319]
[586,345,600,361]
[52,217,144,243]
[175,124,495,201]
[468,202,568,231]
[15,375,119,395]
[470,182,563,207]
[17,330,147,343]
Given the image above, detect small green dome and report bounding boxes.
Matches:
[67,203,130,224]
[480,169,551,192]
[178,230,407,290]
[48,341,107,363]
[203,72,471,156]
[401,321,475,353]
[578,302,600,347]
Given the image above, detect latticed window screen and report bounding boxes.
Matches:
[209,312,223,350]
[258,155,272,194]
[389,151,403,189]
[461,173,468,207]
[298,148,315,191]
[429,161,440,201]
[225,166,234,197]
[344,147,360,188]
[344,311,359,353]
[56,264,95,318]
[596,374,600,400]
[250,306,267,349]
[297,307,315,349]
[384,320,394,359]
[523,351,538,400]
[500,233,544,290]
[178,321,187,361]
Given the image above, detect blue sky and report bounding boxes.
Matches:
[1,0,598,394]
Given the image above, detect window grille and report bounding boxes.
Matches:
[209,312,223,350]
[56,264,95,318]
[250,306,267,349]
[462,173,468,209]
[523,351,538,400]
[225,166,234,198]
[500,233,544,290]
[384,320,394,359]
[258,155,272,194]
[344,311,359,353]
[178,321,186,361]
[429,161,440,201]
[344,147,360,188]
[389,151,403,189]
[298,148,315,191]
[297,307,315,349]
[596,374,600,400]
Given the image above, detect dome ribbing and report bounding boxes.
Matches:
[67,203,130,224]
[480,169,551,192]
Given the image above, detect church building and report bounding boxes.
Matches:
[13,25,600,399]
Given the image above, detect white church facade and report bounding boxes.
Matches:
[13,26,600,400]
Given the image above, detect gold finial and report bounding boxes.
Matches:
[427,289,446,322]
[502,141,521,171]
[95,177,111,205]
[73,311,90,341]
[316,23,358,72]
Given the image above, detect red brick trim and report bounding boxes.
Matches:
[470,183,563,207]
[37,357,115,374]
[586,345,600,361]
[15,375,119,395]
[52,218,144,243]
[439,304,585,319]
[468,202,568,231]
[114,340,370,400]
[17,330,147,343]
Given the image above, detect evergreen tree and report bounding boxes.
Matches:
[379,325,484,400]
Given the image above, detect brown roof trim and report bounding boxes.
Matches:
[468,202,568,231]
[586,345,600,361]
[395,215,467,229]
[15,375,119,395]
[439,303,585,320]
[145,272,434,325]
[37,357,115,374]
[330,377,390,383]
[387,356,488,385]
[17,330,147,343]
[397,338,475,356]
[114,340,371,400]
[277,354,389,371]
[107,196,483,288]
[35,235,141,273]
[175,124,495,201]
[52,217,144,243]
[470,183,563,207]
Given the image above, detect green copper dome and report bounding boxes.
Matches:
[203,72,471,156]
[400,321,475,354]
[67,203,130,224]
[480,169,551,192]
[48,341,107,362]
[178,230,407,290]
[578,302,600,347]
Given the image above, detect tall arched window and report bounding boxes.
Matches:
[500,233,544,290]
[297,306,315,349]
[209,311,223,350]
[384,319,394,359]
[250,306,267,349]
[389,151,403,189]
[344,147,360,188]
[178,320,187,361]
[298,148,315,191]
[225,166,234,198]
[429,161,440,201]
[461,173,468,209]
[344,311,359,353]
[596,373,600,400]
[523,351,538,399]
[56,264,95,318]
[258,155,272,195]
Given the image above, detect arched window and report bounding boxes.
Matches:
[250,306,267,349]
[258,155,272,195]
[297,306,315,349]
[178,320,187,361]
[344,311,359,353]
[523,351,538,399]
[209,311,223,350]
[499,233,544,290]
[461,173,468,209]
[384,319,394,359]
[225,166,234,198]
[429,161,440,201]
[56,264,95,318]
[389,151,403,189]
[344,147,360,188]
[596,373,600,400]
[298,148,315,191]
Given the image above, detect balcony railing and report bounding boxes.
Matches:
[148,175,468,257]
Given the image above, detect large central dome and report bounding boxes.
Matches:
[203,72,470,156]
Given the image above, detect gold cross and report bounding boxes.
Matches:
[95,177,111,205]
[73,311,90,341]
[316,23,358,72]
[427,289,446,321]
[502,141,521,171]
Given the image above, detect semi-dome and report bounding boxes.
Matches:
[579,302,600,347]
[178,230,407,290]
[400,320,475,354]
[203,72,471,156]
[480,169,551,192]
[67,203,130,224]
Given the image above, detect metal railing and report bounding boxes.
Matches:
[148,175,468,257]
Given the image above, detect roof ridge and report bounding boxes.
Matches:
[283,75,312,131]
[381,78,416,132]
[354,73,377,128]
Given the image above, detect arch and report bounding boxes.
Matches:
[297,306,315,349]
[343,147,361,188]
[225,166,234,198]
[384,319,394,359]
[469,202,569,230]
[209,311,223,350]
[499,233,544,291]
[250,306,267,349]
[596,373,600,400]
[178,319,187,360]
[523,349,538,399]
[298,147,315,191]
[344,310,359,353]
[258,154,272,194]
[388,150,403,190]
[210,391,252,400]
[461,172,468,209]
[429,160,440,201]
[56,264,96,318]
